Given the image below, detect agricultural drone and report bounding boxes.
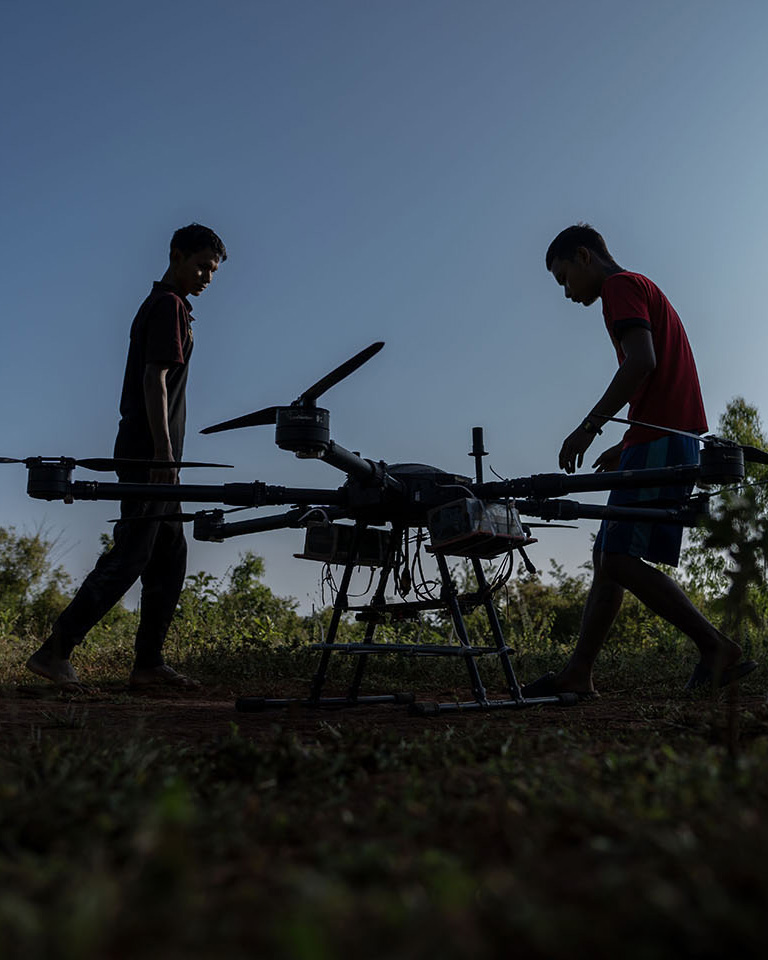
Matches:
[10,342,767,714]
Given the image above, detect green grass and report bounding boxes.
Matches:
[2,624,768,959]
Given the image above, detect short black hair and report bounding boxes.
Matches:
[545,223,610,271]
[170,223,227,262]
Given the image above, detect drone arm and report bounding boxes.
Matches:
[475,463,701,499]
[517,497,707,527]
[28,473,348,509]
[55,480,271,506]
[319,441,378,481]
[194,505,350,542]
[319,441,406,494]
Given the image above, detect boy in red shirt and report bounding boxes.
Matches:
[523,224,756,697]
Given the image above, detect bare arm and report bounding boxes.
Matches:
[143,362,177,483]
[558,327,656,473]
[587,327,657,426]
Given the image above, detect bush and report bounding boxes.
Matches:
[166,552,312,677]
[0,526,72,640]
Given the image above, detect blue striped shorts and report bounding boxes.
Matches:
[594,434,699,566]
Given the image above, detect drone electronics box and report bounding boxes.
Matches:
[427,498,535,559]
[295,523,391,567]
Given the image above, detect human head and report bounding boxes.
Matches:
[167,223,227,298]
[170,223,227,263]
[546,223,615,307]
[545,223,610,272]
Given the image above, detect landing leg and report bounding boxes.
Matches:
[346,525,404,701]
[471,556,522,700]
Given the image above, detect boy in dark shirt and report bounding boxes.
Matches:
[27,223,227,688]
[523,224,756,697]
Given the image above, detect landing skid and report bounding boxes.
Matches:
[235,523,575,717]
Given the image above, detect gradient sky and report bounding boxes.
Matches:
[2,0,768,611]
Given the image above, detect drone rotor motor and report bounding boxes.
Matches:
[26,460,75,501]
[699,443,745,485]
[275,406,331,456]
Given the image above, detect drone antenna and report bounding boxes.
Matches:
[469,426,488,483]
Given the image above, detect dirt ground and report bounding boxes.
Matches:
[3,679,766,746]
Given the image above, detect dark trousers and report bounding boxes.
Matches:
[54,497,187,668]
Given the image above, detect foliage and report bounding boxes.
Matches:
[166,551,312,677]
[682,397,768,637]
[0,526,72,640]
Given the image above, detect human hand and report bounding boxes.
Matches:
[558,425,595,474]
[150,452,179,485]
[149,466,178,484]
[592,442,623,473]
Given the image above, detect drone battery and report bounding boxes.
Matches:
[427,499,535,559]
[295,523,391,567]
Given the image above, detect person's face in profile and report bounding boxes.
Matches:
[170,247,220,297]
[550,248,601,307]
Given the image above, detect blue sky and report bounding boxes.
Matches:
[2,0,768,611]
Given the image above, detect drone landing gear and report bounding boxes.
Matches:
[235,523,574,716]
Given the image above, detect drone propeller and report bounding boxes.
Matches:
[0,456,233,472]
[741,445,768,465]
[199,406,282,433]
[299,341,384,405]
[601,416,768,464]
[107,505,252,523]
[201,341,384,435]
[523,523,577,529]
[107,511,199,523]
[601,415,708,443]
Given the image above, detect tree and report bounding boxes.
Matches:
[0,526,72,638]
[681,397,768,634]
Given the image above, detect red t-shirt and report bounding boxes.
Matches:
[601,271,707,447]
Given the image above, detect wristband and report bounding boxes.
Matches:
[580,417,603,435]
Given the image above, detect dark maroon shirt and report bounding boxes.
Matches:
[115,282,194,462]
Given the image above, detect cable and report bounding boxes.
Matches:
[297,506,332,525]
[346,566,376,599]
[412,528,440,600]
[320,563,337,606]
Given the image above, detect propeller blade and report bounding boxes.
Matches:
[605,416,768,464]
[109,505,252,523]
[1,456,232,471]
[200,406,281,435]
[741,444,768,465]
[299,341,384,404]
[523,523,578,529]
[601,415,705,442]
[199,343,384,436]
[107,512,201,523]
[77,458,234,472]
